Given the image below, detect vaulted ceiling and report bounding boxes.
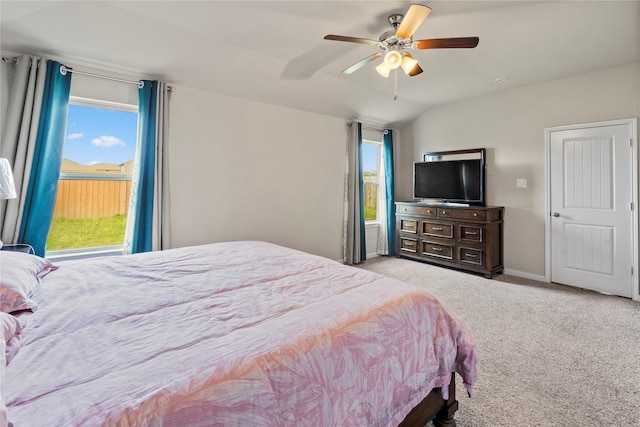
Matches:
[2,1,639,127]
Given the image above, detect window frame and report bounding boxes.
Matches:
[362,138,382,224]
[46,97,138,261]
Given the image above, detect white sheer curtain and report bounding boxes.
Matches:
[376,145,389,255]
[0,55,46,245]
[152,81,171,251]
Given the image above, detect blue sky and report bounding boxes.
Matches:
[362,143,378,173]
[64,104,137,165]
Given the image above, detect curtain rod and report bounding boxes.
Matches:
[348,122,390,133]
[4,57,173,91]
[362,125,390,134]
[59,65,144,88]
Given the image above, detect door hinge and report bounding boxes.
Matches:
[630,138,633,147]
[631,202,634,211]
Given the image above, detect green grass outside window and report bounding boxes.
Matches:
[47,214,127,251]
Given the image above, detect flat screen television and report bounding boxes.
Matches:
[413,149,486,205]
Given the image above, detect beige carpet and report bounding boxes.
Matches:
[358,256,640,427]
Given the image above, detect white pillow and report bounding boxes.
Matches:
[0,251,58,313]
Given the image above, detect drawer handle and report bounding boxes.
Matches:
[473,212,478,217]
[464,253,477,258]
[432,227,444,231]
[441,210,447,215]
[432,247,443,252]
[465,231,478,235]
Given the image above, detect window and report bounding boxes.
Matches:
[46,98,137,254]
[362,140,381,222]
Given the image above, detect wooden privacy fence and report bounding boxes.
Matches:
[364,182,377,209]
[53,174,132,219]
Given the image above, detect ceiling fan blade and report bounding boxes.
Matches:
[414,37,480,49]
[324,35,379,46]
[396,4,432,39]
[341,52,382,74]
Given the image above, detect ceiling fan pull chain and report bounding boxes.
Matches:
[394,69,399,100]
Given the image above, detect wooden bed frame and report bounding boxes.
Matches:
[399,373,458,427]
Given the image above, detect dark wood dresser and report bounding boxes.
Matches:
[395,202,504,278]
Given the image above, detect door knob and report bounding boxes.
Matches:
[552,212,560,217]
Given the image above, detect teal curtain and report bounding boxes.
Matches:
[357,123,366,261]
[383,129,396,255]
[127,80,157,254]
[125,80,171,254]
[18,61,71,257]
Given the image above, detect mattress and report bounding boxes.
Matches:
[4,241,477,426]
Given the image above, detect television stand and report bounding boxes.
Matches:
[395,202,504,278]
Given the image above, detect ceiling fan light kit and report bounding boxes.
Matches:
[383,50,402,70]
[377,52,419,78]
[375,62,391,78]
[324,3,479,93]
[400,53,420,76]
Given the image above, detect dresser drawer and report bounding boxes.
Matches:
[421,241,453,260]
[399,218,418,233]
[452,209,486,221]
[421,221,453,238]
[436,208,454,219]
[458,247,484,266]
[399,237,418,253]
[397,204,437,217]
[459,225,483,242]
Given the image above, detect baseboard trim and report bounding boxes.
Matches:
[335,253,380,264]
[503,268,547,283]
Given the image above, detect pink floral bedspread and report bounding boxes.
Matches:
[5,241,477,426]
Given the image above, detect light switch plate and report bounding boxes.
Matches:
[516,178,527,188]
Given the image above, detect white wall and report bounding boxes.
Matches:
[168,85,347,260]
[401,62,640,278]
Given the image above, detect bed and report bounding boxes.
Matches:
[0,240,477,426]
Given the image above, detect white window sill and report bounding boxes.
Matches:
[46,245,123,262]
[365,221,381,227]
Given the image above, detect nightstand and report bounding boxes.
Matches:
[0,243,35,254]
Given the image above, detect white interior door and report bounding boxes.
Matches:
[548,120,637,298]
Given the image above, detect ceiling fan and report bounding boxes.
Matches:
[324,4,479,78]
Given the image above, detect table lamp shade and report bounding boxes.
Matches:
[0,158,17,200]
